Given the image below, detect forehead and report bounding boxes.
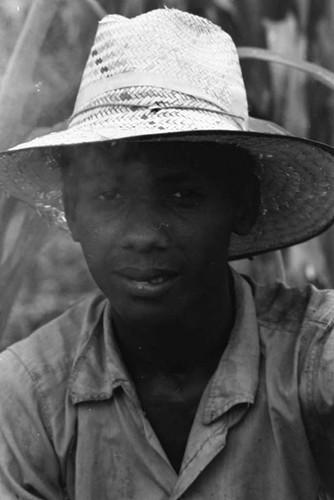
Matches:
[64,140,231,184]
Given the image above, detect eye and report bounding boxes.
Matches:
[169,189,202,207]
[97,189,123,201]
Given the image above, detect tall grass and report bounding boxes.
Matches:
[1,0,334,348]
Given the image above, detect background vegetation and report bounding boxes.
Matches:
[1,0,334,349]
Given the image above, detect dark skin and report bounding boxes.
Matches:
[63,140,259,473]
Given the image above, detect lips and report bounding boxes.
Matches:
[139,275,168,285]
[113,267,180,298]
[115,266,178,281]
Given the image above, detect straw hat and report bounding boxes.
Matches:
[1,8,334,260]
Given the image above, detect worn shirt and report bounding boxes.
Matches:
[1,270,334,499]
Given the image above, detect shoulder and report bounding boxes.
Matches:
[253,279,334,333]
[0,291,107,410]
[5,291,105,363]
[250,279,334,381]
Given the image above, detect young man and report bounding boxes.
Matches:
[1,8,334,500]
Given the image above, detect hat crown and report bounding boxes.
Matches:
[72,9,248,127]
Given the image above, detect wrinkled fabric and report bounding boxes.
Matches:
[0,270,334,499]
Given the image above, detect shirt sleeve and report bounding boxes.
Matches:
[300,322,334,496]
[0,348,65,499]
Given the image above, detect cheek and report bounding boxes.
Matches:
[177,210,233,272]
[188,204,234,246]
[71,212,115,270]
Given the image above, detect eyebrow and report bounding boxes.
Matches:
[155,171,199,183]
[76,165,121,182]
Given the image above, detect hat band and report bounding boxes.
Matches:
[72,72,247,129]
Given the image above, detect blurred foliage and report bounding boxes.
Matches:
[1,0,334,349]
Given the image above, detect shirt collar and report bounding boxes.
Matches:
[201,269,260,425]
[69,270,260,412]
[69,298,132,404]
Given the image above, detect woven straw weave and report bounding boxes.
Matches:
[73,10,246,124]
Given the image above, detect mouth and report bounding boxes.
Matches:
[114,268,180,298]
[135,276,170,285]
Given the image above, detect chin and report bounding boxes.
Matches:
[112,301,179,328]
[106,286,186,325]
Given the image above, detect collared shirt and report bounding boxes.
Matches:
[0,270,334,499]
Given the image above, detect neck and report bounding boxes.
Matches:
[112,269,235,379]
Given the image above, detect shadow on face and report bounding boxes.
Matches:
[61,139,260,230]
[59,140,260,324]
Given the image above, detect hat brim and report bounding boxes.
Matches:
[1,121,334,260]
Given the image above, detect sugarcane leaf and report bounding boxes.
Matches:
[248,117,291,135]
[212,0,236,14]
[238,47,334,92]
[83,0,107,19]
[0,0,62,149]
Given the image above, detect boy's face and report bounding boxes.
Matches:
[64,142,253,326]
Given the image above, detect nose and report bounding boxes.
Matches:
[120,200,170,252]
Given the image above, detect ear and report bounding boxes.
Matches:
[232,176,260,236]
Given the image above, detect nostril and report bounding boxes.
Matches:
[121,221,171,251]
